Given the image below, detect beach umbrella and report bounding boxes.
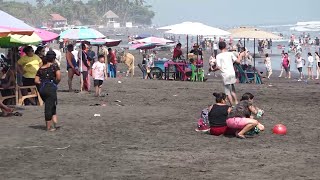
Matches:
[0,33,41,48]
[161,22,230,58]
[135,34,152,39]
[86,38,122,47]
[34,28,59,42]
[59,27,105,40]
[164,22,230,36]
[157,22,193,30]
[130,37,174,45]
[231,28,282,83]
[0,10,35,30]
[0,28,10,37]
[129,43,157,50]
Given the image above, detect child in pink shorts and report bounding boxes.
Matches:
[226,93,265,139]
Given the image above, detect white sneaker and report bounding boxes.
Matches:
[298,79,302,81]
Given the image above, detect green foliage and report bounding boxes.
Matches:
[0,0,154,26]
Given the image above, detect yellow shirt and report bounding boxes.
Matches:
[18,55,42,78]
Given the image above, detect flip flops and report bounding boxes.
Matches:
[13,112,22,116]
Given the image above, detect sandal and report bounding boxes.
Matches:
[236,134,246,139]
[13,112,23,116]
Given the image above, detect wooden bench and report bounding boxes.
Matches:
[18,86,43,106]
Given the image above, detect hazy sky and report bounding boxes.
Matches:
[146,0,320,27]
[9,0,320,26]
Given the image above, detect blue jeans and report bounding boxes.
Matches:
[109,64,117,78]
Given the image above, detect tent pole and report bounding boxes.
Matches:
[186,35,189,62]
[197,35,199,60]
[253,38,256,83]
[80,42,83,92]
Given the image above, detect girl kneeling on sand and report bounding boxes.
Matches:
[226,93,265,139]
[35,51,61,131]
[208,92,232,136]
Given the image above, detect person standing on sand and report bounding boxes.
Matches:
[66,44,78,92]
[213,41,246,105]
[279,53,291,79]
[264,53,272,79]
[35,51,61,131]
[307,52,314,80]
[107,48,117,78]
[315,52,320,79]
[92,55,107,97]
[295,53,305,81]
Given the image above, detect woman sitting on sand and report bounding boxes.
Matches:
[208,92,232,136]
[35,51,61,131]
[226,93,265,139]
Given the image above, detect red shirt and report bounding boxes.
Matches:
[173,47,182,59]
[108,52,117,64]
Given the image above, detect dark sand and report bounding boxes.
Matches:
[1,50,320,180]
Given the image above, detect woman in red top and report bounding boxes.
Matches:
[173,43,182,60]
[281,53,291,79]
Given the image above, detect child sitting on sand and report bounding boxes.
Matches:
[208,92,232,136]
[208,53,217,76]
[226,93,265,139]
[92,55,107,97]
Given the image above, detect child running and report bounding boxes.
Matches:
[208,92,232,136]
[92,55,107,97]
[226,93,265,139]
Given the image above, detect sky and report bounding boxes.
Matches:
[145,0,320,27]
[7,0,320,27]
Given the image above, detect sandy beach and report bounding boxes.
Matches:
[1,48,320,179]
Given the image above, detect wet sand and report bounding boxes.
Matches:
[1,50,320,179]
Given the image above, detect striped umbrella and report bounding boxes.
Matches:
[60,27,105,40]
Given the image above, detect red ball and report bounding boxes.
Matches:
[273,124,287,135]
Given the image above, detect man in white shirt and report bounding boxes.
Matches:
[214,41,246,105]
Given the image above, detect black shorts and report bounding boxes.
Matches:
[297,67,302,72]
[94,80,103,87]
[318,62,320,68]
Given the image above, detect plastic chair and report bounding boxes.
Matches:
[197,68,205,82]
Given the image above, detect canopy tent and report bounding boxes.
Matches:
[59,27,106,40]
[86,38,122,47]
[129,37,174,45]
[34,28,59,42]
[230,27,282,83]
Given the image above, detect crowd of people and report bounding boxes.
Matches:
[0,42,120,131]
